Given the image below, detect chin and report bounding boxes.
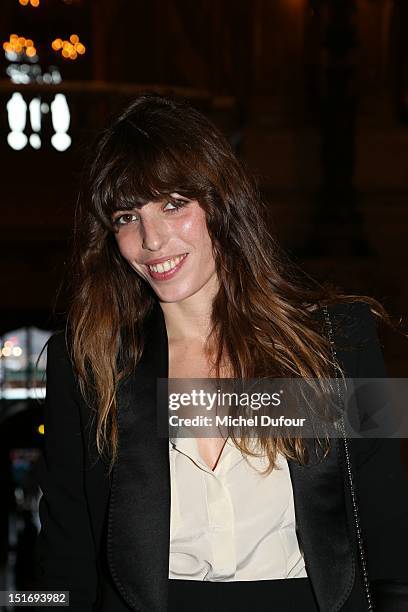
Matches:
[153,285,197,304]
[156,293,192,304]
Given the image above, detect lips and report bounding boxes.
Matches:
[146,253,188,280]
[144,253,187,266]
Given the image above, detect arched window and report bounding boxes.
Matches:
[0,327,51,400]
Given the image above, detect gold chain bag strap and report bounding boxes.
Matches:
[322,305,374,610]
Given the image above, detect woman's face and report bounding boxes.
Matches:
[112,193,218,303]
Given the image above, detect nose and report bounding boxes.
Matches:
[141,215,168,251]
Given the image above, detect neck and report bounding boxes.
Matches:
[159,277,219,343]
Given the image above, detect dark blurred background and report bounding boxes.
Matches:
[0,0,407,603]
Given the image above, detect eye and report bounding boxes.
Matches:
[113,213,139,226]
[163,199,189,213]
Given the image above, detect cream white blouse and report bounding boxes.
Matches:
[168,434,307,581]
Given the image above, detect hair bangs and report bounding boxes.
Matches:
[95,123,207,230]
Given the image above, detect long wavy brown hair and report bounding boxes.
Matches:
[66,92,399,476]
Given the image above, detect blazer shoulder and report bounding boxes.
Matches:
[45,329,78,370]
[319,300,385,378]
[44,329,85,395]
[46,328,70,356]
[324,300,379,349]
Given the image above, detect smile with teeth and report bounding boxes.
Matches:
[147,254,187,273]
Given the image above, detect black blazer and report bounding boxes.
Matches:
[34,301,408,611]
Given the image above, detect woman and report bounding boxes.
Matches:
[34,93,408,611]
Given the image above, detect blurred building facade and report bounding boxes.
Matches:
[1,1,407,360]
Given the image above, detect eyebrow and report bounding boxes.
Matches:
[112,195,190,215]
[169,193,190,200]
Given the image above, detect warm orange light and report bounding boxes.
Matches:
[19,0,29,5]
[52,35,86,60]
[52,38,62,50]
[30,0,40,7]
[3,33,37,56]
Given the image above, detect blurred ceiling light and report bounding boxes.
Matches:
[52,38,62,51]
[30,133,41,149]
[29,97,42,148]
[6,63,61,85]
[7,92,28,150]
[29,97,41,132]
[51,94,71,151]
[19,0,40,6]
[3,34,38,61]
[38,424,45,435]
[51,35,86,60]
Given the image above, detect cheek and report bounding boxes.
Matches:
[115,230,141,262]
[178,208,211,246]
[176,217,195,240]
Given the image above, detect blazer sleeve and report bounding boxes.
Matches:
[33,332,98,611]
[350,303,408,611]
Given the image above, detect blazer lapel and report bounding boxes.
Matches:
[288,304,356,610]
[288,438,355,611]
[107,301,170,612]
